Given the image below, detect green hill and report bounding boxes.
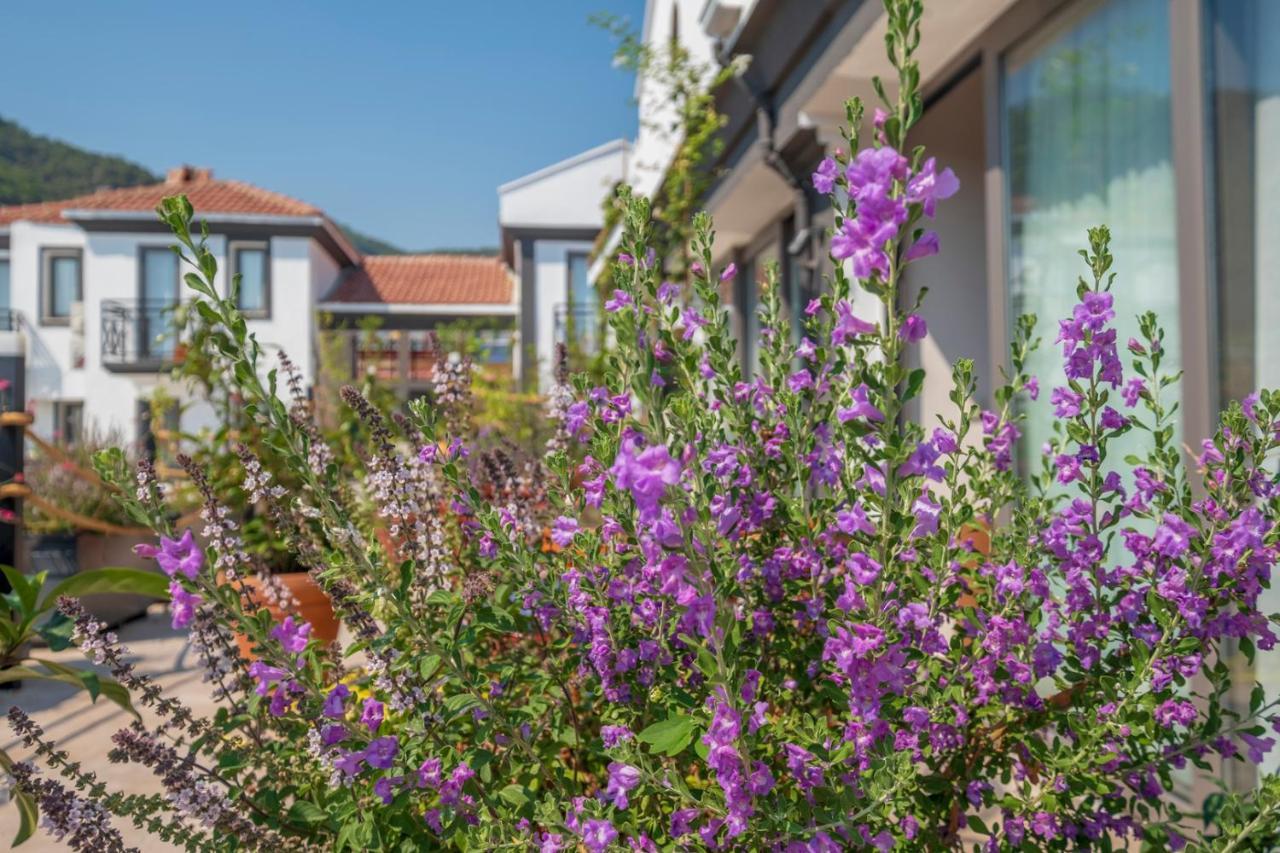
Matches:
[0,115,410,255]
[0,116,158,204]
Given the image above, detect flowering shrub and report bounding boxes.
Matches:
[9,2,1280,850]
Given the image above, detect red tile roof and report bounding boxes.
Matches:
[0,169,321,226]
[327,255,514,306]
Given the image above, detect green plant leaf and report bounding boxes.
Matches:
[37,611,75,651]
[638,714,697,756]
[286,800,329,826]
[0,567,39,618]
[0,747,38,846]
[39,568,169,613]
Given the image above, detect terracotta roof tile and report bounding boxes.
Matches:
[328,255,514,306]
[0,171,321,226]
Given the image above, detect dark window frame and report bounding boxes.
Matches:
[229,240,272,319]
[39,247,83,326]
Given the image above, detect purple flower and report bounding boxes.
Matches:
[720,263,737,282]
[364,735,398,770]
[418,443,439,464]
[581,818,618,852]
[812,157,840,193]
[247,661,287,697]
[361,698,385,733]
[603,762,641,809]
[143,529,203,579]
[551,516,580,548]
[831,300,877,345]
[604,290,632,312]
[1050,387,1083,418]
[417,757,443,788]
[657,281,680,303]
[373,775,400,805]
[911,491,941,538]
[333,749,364,779]
[322,684,350,719]
[837,383,884,423]
[835,503,875,536]
[600,725,632,748]
[321,724,347,746]
[671,808,700,838]
[1100,406,1129,431]
[899,313,927,342]
[270,615,311,655]
[906,157,960,216]
[168,580,201,630]
[1122,378,1146,407]
[610,439,681,522]
[1154,513,1195,558]
[903,230,940,262]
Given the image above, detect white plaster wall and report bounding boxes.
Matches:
[8,221,336,444]
[499,143,628,229]
[533,239,594,390]
[629,0,718,199]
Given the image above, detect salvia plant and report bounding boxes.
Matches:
[9,1,1280,849]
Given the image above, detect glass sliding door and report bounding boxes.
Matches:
[1209,0,1280,406]
[1003,0,1180,474]
[1208,0,1280,777]
[140,247,179,360]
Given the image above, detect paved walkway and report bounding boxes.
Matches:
[0,606,212,851]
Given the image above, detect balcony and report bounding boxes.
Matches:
[100,299,180,373]
[553,302,600,357]
[0,309,20,332]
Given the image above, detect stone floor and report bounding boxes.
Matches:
[0,605,211,851]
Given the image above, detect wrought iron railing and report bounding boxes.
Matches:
[100,299,180,372]
[553,302,600,356]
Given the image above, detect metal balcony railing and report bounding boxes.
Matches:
[100,299,180,372]
[553,302,600,356]
[0,309,20,332]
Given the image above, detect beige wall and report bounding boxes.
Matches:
[902,69,992,429]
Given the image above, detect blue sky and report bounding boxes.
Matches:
[0,1,643,250]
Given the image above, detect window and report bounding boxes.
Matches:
[230,242,270,318]
[1208,0,1280,405]
[140,247,179,359]
[53,401,83,446]
[1003,0,1180,474]
[562,252,598,356]
[0,256,10,329]
[1208,0,1280,777]
[40,248,82,325]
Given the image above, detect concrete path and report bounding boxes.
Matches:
[0,606,212,851]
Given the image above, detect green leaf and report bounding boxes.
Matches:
[498,783,530,808]
[39,568,169,613]
[638,714,697,756]
[0,747,38,846]
[0,567,39,617]
[286,800,329,826]
[37,611,75,651]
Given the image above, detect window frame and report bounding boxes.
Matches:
[39,247,83,326]
[229,240,272,319]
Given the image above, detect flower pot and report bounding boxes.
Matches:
[231,571,340,660]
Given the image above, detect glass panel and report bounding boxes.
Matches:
[141,249,178,358]
[1004,0,1180,474]
[0,260,9,312]
[564,253,598,356]
[50,256,79,318]
[1209,0,1280,404]
[236,248,268,313]
[1208,0,1280,777]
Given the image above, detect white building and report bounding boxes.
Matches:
[498,139,629,391]
[0,166,515,446]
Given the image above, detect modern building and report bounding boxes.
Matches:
[498,139,630,391]
[0,167,516,445]
[620,0,1279,784]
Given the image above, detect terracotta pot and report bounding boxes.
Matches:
[232,572,340,660]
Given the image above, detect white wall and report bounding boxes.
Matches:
[8,221,336,444]
[628,0,718,199]
[499,141,628,229]
[533,239,594,389]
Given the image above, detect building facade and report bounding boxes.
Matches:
[499,139,629,391]
[0,167,516,446]
[621,0,1279,784]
